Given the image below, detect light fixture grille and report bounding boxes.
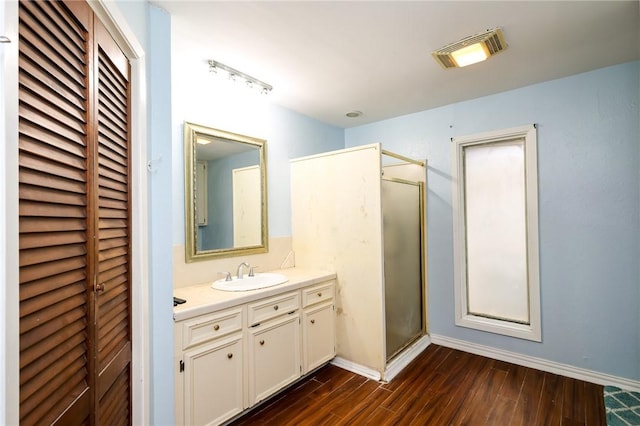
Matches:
[432,28,507,69]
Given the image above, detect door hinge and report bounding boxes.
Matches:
[179,360,184,373]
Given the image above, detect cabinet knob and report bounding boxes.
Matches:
[227,353,233,359]
[317,292,322,297]
[213,324,220,331]
[273,305,279,311]
[310,319,315,324]
[259,340,265,346]
[96,283,105,293]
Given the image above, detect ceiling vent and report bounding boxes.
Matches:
[432,28,507,69]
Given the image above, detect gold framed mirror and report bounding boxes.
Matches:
[184,122,268,262]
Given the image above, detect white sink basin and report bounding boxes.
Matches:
[211,273,289,292]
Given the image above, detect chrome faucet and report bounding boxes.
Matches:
[236,262,250,279]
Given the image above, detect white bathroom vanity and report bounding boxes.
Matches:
[173,268,336,425]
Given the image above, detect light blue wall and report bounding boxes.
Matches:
[346,61,640,381]
[146,5,174,424]
[265,105,346,238]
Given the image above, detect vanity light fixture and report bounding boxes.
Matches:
[432,28,507,69]
[208,60,273,94]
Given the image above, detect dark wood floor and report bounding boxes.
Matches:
[230,344,606,425]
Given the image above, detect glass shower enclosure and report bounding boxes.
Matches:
[382,177,424,360]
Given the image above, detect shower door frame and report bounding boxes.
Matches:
[381,175,427,362]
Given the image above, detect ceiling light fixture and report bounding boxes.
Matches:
[208,60,273,94]
[346,110,362,118]
[432,28,507,69]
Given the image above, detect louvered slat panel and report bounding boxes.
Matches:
[20,230,86,250]
[94,19,131,420]
[21,340,86,396]
[98,79,127,117]
[18,42,86,103]
[21,281,85,317]
[100,367,130,424]
[20,185,86,206]
[99,235,128,250]
[21,1,85,65]
[20,169,86,194]
[22,365,89,426]
[98,155,127,177]
[20,320,85,368]
[20,305,86,352]
[21,293,86,334]
[98,58,127,103]
[20,331,86,384]
[20,269,86,300]
[19,109,87,149]
[98,129,127,157]
[99,245,127,261]
[18,61,86,113]
[20,216,86,233]
[99,219,127,233]
[18,1,90,425]
[20,87,86,133]
[99,167,127,187]
[19,152,86,183]
[99,186,128,201]
[99,319,127,359]
[99,208,127,220]
[20,244,86,267]
[99,142,127,167]
[18,20,85,91]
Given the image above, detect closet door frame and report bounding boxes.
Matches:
[1,1,148,424]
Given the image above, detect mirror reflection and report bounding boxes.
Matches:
[184,122,268,262]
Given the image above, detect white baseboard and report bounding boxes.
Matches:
[331,335,432,383]
[331,357,382,381]
[383,335,431,382]
[431,334,640,392]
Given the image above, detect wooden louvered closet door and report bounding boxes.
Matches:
[18,1,132,424]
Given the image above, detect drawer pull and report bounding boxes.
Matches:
[310,319,315,324]
[259,340,265,346]
[317,292,322,297]
[273,305,279,311]
[227,353,233,359]
[213,324,220,331]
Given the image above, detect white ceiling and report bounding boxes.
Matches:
[154,1,640,128]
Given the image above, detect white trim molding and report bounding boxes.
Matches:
[431,334,640,392]
[1,1,20,424]
[332,335,432,383]
[383,335,431,382]
[331,357,382,381]
[451,124,541,342]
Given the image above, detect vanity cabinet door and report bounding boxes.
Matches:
[249,313,301,405]
[183,333,244,426]
[302,301,336,373]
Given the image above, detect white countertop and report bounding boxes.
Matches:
[173,268,336,321]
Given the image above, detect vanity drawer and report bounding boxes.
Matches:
[182,306,243,350]
[302,282,335,308]
[248,291,299,326]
